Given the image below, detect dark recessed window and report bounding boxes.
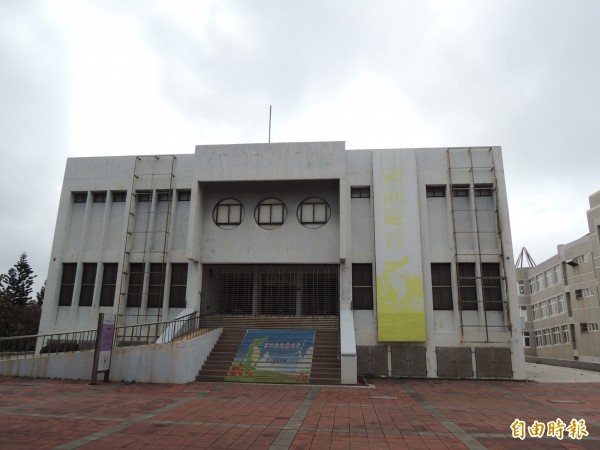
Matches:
[351,187,370,198]
[255,198,287,230]
[431,263,453,310]
[93,192,106,203]
[426,186,446,198]
[157,191,171,202]
[100,263,118,307]
[126,263,144,307]
[148,263,165,308]
[297,197,331,229]
[352,264,373,310]
[475,184,494,197]
[58,263,77,306]
[458,263,477,311]
[74,192,87,203]
[213,198,244,229]
[178,190,191,201]
[79,263,97,306]
[137,191,152,202]
[169,263,188,308]
[452,185,469,197]
[112,191,126,202]
[482,263,503,311]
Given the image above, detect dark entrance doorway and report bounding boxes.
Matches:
[201,264,339,317]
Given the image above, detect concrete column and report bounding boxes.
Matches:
[140,191,158,320]
[469,185,486,329]
[186,182,202,262]
[91,193,112,322]
[70,192,93,323]
[161,189,178,320]
[339,179,352,311]
[69,261,83,323]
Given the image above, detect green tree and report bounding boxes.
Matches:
[36,280,46,306]
[0,252,36,306]
[0,296,41,337]
[0,253,42,338]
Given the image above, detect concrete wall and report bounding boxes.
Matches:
[40,154,195,335]
[110,328,221,383]
[526,355,600,372]
[200,180,340,264]
[347,146,525,379]
[0,329,221,384]
[195,142,346,182]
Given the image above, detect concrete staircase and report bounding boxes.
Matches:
[196,317,340,384]
[196,329,247,383]
[309,329,340,384]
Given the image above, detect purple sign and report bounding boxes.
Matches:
[100,323,115,352]
[98,314,115,372]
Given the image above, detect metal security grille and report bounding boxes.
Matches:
[431,263,452,310]
[482,263,503,311]
[458,263,477,311]
[201,265,339,316]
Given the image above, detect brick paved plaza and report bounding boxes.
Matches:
[1,375,598,449]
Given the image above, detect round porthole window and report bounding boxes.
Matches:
[297,197,331,229]
[254,197,287,230]
[212,198,244,230]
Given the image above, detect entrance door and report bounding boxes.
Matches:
[201,264,339,316]
[258,269,296,315]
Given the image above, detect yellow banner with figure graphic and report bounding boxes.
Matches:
[373,150,426,342]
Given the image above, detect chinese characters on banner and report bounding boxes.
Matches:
[373,150,427,342]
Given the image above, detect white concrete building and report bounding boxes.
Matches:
[38,142,526,381]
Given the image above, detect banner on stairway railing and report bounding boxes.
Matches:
[226,329,315,383]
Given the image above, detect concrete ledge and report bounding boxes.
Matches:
[111,328,222,383]
[340,310,357,384]
[0,328,223,383]
[525,356,600,372]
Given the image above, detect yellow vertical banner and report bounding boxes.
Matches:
[373,150,426,342]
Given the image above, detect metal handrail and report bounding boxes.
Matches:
[0,328,97,361]
[114,311,216,348]
[0,311,216,361]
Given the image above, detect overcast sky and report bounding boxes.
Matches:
[1,0,599,290]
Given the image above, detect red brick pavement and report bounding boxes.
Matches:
[0,376,598,449]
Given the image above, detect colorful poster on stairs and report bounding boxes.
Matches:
[225,329,315,383]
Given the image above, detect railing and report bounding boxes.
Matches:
[0,329,97,361]
[196,313,340,330]
[0,311,216,361]
[114,311,215,348]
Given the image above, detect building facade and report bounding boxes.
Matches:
[517,190,600,363]
[39,142,526,380]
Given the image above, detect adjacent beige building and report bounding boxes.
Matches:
[517,190,600,363]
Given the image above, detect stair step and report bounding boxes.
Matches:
[197,326,341,385]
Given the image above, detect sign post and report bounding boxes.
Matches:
[90,313,115,385]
